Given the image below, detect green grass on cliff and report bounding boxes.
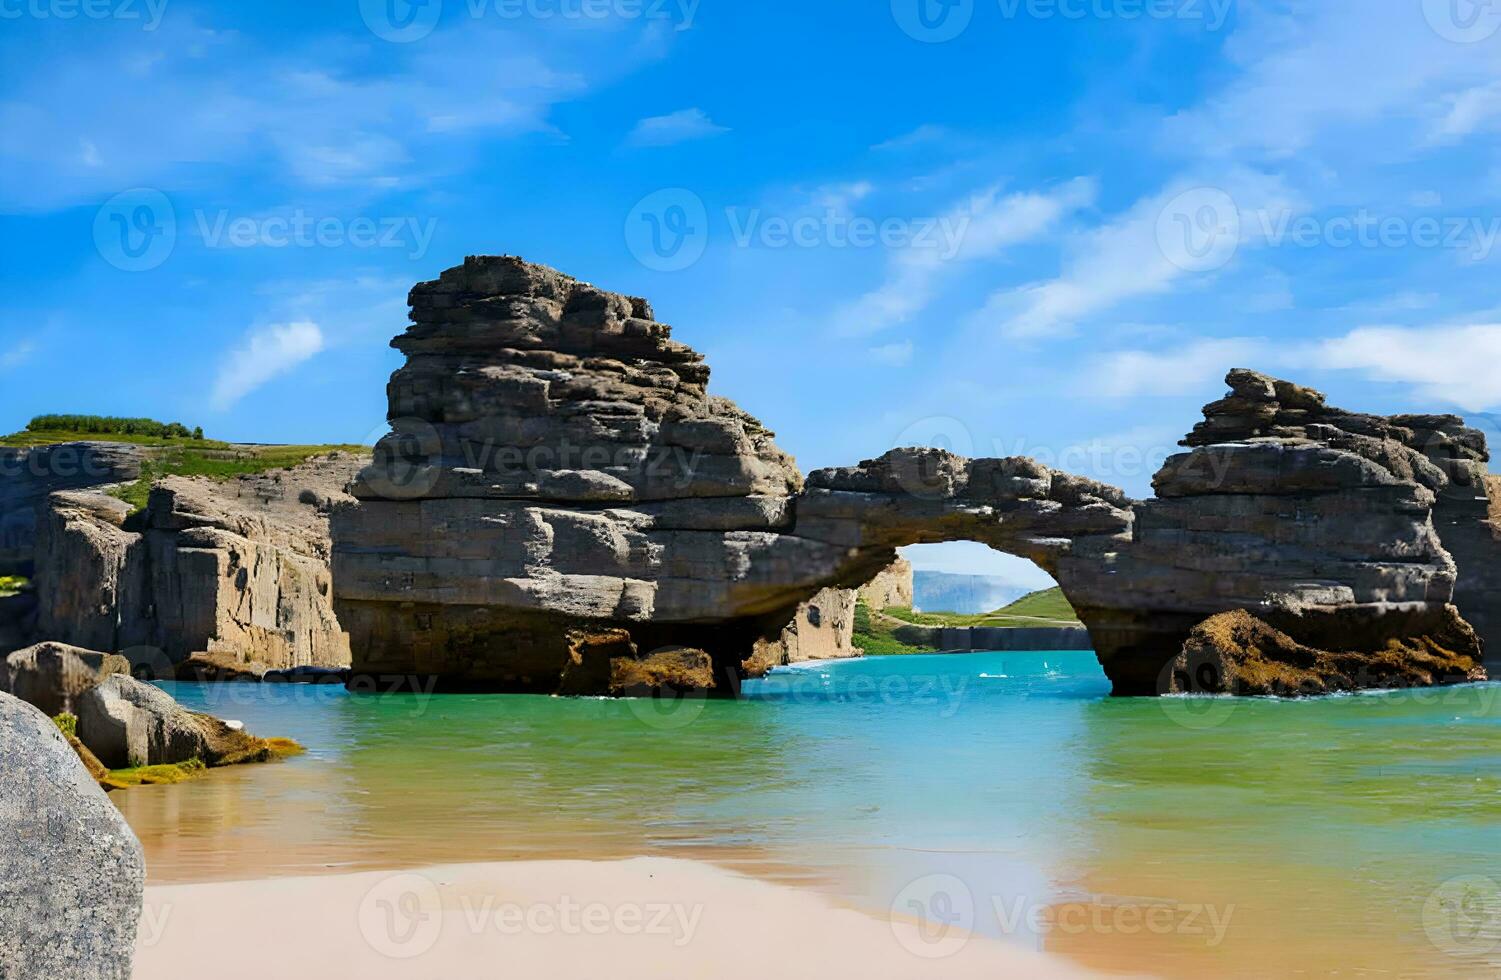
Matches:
[879,587,1082,629]
[108,443,368,512]
[852,601,937,656]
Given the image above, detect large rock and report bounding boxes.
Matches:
[1170,608,1486,696]
[30,454,362,674]
[76,674,268,769]
[0,641,129,717]
[0,441,143,578]
[0,691,144,979]
[330,257,1494,696]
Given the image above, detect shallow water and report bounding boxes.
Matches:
[117,653,1501,977]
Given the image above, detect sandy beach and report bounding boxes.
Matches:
[131,856,1113,979]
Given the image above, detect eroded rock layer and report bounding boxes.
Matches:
[334,256,1496,695]
[31,455,361,674]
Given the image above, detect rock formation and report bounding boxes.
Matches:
[0,442,143,575]
[1105,370,1494,693]
[333,256,810,691]
[0,641,129,717]
[744,586,862,674]
[0,691,144,980]
[30,455,361,675]
[857,557,914,610]
[334,257,1496,697]
[76,673,279,770]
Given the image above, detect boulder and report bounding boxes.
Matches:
[1168,608,1485,696]
[610,646,716,695]
[0,641,130,717]
[75,674,269,770]
[0,692,144,979]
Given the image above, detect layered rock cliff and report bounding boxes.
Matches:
[333,256,1496,696]
[31,455,361,675]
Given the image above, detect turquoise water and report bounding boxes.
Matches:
[117,652,1501,977]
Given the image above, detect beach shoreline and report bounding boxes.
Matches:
[132,856,1113,979]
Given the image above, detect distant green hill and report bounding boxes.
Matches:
[875,586,1081,629]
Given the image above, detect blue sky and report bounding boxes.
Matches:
[4,0,1501,582]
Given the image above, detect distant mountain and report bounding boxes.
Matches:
[911,571,1029,615]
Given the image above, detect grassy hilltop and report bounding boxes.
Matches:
[853,586,1081,656]
[2,414,366,511]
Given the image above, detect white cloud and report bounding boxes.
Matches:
[972,172,1294,340]
[210,321,325,410]
[872,124,949,152]
[833,177,1096,337]
[809,180,875,212]
[868,340,914,367]
[1314,324,1501,411]
[1430,82,1501,144]
[1089,338,1268,399]
[0,16,668,209]
[625,108,729,148]
[0,340,36,371]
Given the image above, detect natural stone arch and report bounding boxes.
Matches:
[332,257,1492,698]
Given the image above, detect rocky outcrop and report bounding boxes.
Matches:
[76,673,273,769]
[30,455,361,675]
[333,256,810,691]
[0,641,129,716]
[331,256,1495,696]
[1169,608,1486,696]
[857,558,914,610]
[0,442,144,575]
[0,691,144,980]
[1086,369,1490,693]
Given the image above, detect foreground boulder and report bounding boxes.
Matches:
[0,640,129,716]
[330,257,1497,696]
[0,692,144,979]
[76,674,272,770]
